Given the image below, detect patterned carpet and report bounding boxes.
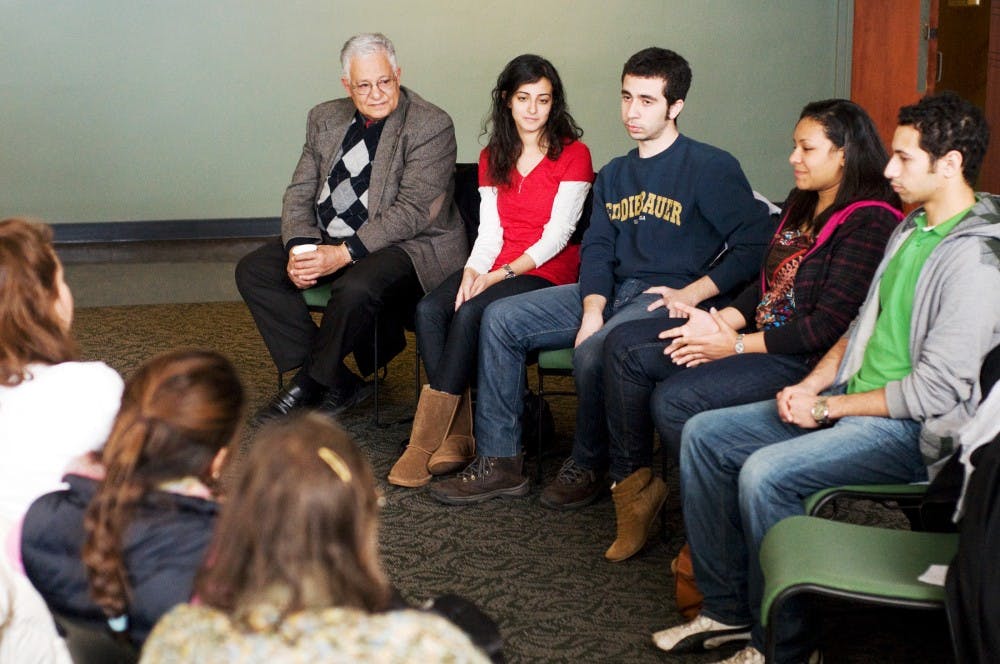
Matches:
[72,302,953,663]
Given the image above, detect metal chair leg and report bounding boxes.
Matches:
[414,345,422,408]
[660,440,670,542]
[372,316,380,427]
[536,370,545,484]
[765,602,779,664]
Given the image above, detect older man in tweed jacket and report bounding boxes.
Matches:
[237,33,467,419]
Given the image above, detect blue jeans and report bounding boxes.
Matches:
[603,316,810,481]
[475,280,662,459]
[650,353,809,461]
[680,397,926,661]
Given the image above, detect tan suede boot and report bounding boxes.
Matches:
[387,386,460,487]
[605,467,668,562]
[428,388,476,475]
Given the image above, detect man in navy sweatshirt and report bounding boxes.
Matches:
[429,47,771,505]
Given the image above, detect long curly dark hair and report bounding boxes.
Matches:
[785,99,901,236]
[483,54,583,186]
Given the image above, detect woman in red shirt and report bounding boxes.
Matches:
[389,54,593,488]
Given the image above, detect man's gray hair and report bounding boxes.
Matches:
[340,33,398,78]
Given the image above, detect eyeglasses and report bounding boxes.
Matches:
[350,76,397,97]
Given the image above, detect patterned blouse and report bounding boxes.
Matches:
[139,604,490,664]
[755,228,813,330]
[727,202,901,365]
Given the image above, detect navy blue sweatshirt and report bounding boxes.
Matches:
[579,135,771,302]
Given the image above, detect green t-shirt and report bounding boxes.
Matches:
[847,205,971,394]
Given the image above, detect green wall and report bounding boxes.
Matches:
[1,1,851,224]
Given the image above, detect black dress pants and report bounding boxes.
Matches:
[235,238,421,388]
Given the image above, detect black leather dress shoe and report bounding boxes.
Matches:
[256,383,323,422]
[316,376,375,419]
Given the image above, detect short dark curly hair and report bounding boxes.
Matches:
[898,92,990,186]
[622,47,691,106]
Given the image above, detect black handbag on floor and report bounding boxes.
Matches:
[425,594,505,663]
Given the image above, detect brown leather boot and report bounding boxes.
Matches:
[428,388,475,475]
[387,386,460,488]
[605,467,668,562]
[428,455,529,505]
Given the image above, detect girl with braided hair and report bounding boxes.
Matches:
[22,349,243,646]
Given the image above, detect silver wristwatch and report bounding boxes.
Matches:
[811,397,831,426]
[734,333,745,354]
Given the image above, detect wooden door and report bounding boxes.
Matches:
[853,0,999,192]
[977,3,1000,190]
[934,0,990,106]
[851,1,926,150]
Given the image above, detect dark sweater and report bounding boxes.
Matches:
[729,196,902,364]
[21,474,218,645]
[579,134,771,302]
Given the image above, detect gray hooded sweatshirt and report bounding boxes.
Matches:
[835,194,1000,475]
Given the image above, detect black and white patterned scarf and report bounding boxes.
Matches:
[315,113,384,238]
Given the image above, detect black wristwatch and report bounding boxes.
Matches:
[501,264,516,280]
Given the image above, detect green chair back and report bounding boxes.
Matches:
[760,516,956,627]
[759,514,957,662]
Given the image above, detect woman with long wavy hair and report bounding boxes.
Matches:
[141,413,489,663]
[0,217,123,662]
[0,218,123,532]
[389,54,593,487]
[22,349,243,646]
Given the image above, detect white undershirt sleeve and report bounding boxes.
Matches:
[524,181,591,267]
[464,186,503,274]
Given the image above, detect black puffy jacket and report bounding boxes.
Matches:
[21,474,218,645]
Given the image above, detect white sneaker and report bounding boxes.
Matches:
[719,645,764,664]
[719,645,823,664]
[652,614,751,653]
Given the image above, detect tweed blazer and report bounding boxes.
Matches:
[281,87,468,292]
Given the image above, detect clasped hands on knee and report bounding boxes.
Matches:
[658,303,738,368]
[775,383,824,429]
[454,267,503,310]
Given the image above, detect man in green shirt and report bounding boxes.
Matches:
[847,195,972,394]
[654,91,1000,663]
